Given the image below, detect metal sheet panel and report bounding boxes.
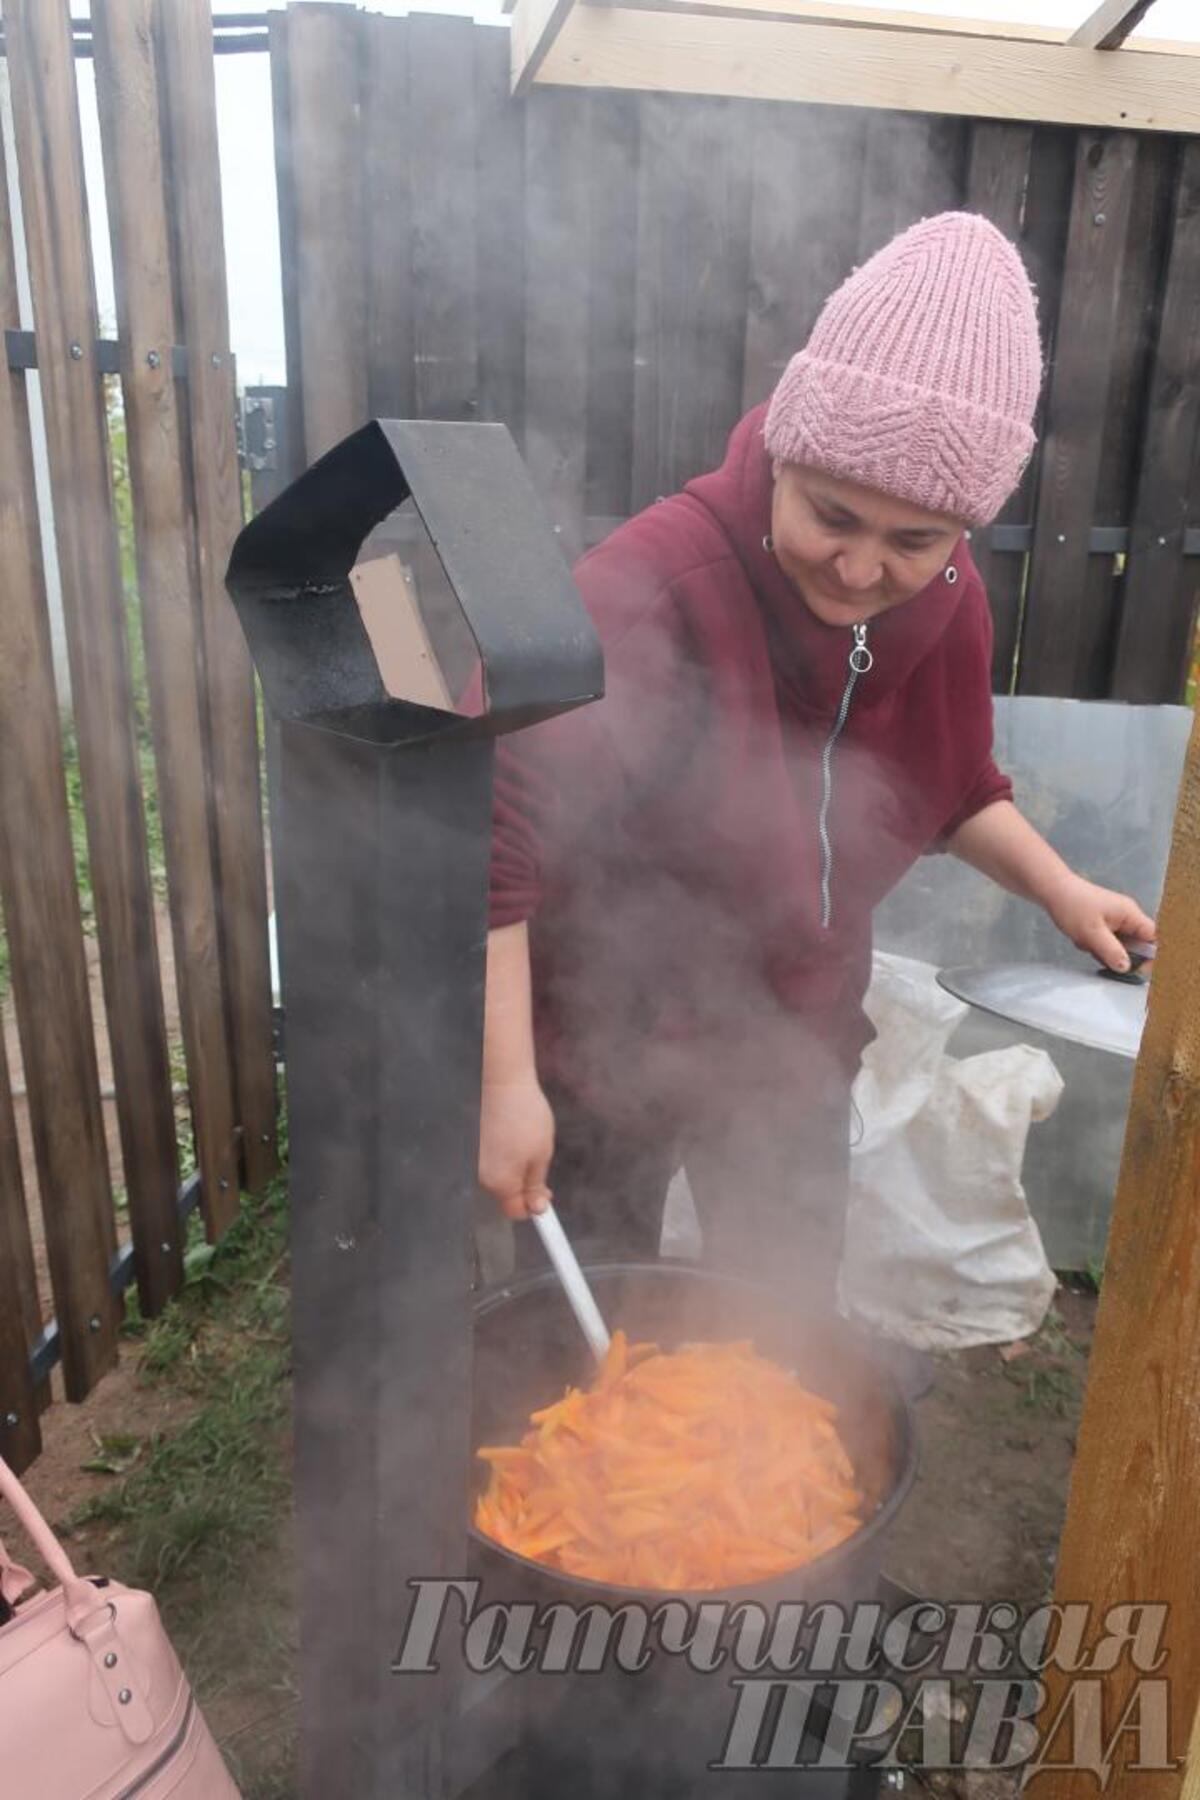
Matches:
[874,697,1191,1270]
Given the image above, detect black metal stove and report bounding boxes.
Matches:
[226,421,914,1800]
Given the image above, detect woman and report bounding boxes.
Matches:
[477,213,1155,1293]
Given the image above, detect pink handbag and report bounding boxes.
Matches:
[0,1452,242,1798]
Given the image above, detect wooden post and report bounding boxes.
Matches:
[1029,703,1200,1794]
[92,0,239,1244]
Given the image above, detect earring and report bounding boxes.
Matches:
[763,534,774,553]
[945,564,959,586]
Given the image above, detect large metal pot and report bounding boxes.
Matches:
[464,1261,917,1797]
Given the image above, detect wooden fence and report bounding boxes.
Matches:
[0,0,276,1475]
[269,4,1200,705]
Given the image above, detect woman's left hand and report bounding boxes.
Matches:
[1045,873,1156,972]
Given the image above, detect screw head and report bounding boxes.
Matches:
[1056,533,1067,545]
[260,1131,271,1145]
[335,1233,356,1252]
[161,1241,172,1254]
[1093,212,1107,226]
[4,1411,18,1428]
[146,348,161,369]
[104,1651,118,1669]
[69,341,83,360]
[1157,535,1168,547]
[118,1687,133,1706]
[219,1176,230,1191]
[88,1315,102,1333]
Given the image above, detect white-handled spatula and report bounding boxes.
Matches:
[530,1202,611,1363]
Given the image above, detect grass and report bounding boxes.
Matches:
[1000,1305,1088,1419]
[69,1169,291,1585]
[65,1159,296,1797]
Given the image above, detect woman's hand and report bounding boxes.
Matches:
[947,803,1156,972]
[479,1077,555,1221]
[1044,873,1156,973]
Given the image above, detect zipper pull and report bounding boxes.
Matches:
[849,622,873,675]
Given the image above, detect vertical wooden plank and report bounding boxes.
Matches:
[1030,706,1200,1800]
[475,21,526,442]
[280,0,368,461]
[584,90,638,523]
[1004,125,1075,692]
[1076,134,1175,699]
[0,1020,46,1411]
[0,1020,43,1471]
[742,103,866,412]
[5,0,177,1318]
[363,14,414,423]
[0,32,118,1401]
[409,13,479,422]
[525,84,589,555]
[0,95,90,1415]
[92,0,237,1253]
[632,95,754,511]
[1018,132,1139,697]
[156,0,278,1197]
[857,111,966,261]
[965,120,1035,690]
[1112,140,1200,703]
[268,10,305,481]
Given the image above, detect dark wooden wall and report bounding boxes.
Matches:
[269,5,1200,703]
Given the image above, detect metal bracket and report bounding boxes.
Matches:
[242,391,278,473]
[4,329,188,378]
[27,1169,204,1388]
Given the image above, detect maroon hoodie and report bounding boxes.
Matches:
[488,405,1011,1134]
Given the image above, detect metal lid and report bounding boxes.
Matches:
[937,961,1149,1059]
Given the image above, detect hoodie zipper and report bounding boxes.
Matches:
[817,623,872,930]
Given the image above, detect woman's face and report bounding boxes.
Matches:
[770,462,965,627]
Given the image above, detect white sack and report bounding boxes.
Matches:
[839,951,1062,1351]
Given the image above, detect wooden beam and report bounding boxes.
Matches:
[584,0,1200,58]
[512,0,578,94]
[537,8,1200,132]
[598,0,1067,45]
[1070,0,1159,51]
[1027,702,1200,1795]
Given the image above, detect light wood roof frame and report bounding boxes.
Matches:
[510,0,1200,132]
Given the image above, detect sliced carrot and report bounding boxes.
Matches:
[474,1330,865,1590]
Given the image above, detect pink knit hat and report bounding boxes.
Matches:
[764,212,1042,526]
